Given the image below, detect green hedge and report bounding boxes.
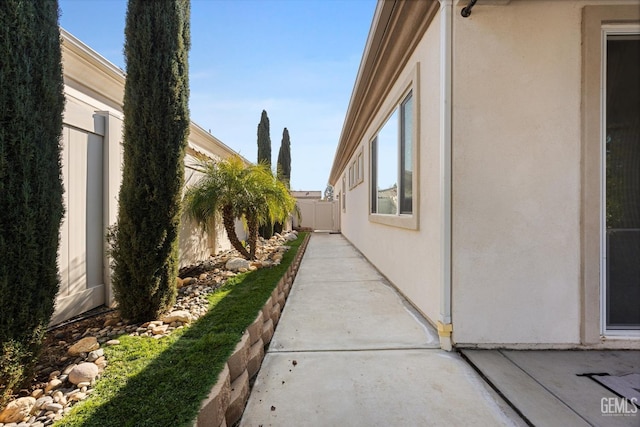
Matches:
[0,0,65,408]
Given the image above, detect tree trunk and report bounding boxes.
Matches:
[247,214,259,260]
[222,205,251,259]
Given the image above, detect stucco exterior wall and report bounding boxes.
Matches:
[451,0,589,345]
[339,16,443,325]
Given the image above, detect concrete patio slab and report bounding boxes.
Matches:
[461,350,591,426]
[240,350,525,427]
[462,350,640,427]
[270,279,438,351]
[503,350,639,427]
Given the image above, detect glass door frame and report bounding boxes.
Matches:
[600,24,640,337]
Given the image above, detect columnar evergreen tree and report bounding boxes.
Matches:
[257,110,271,167]
[110,0,190,322]
[0,0,65,406]
[257,110,273,237]
[274,128,291,234]
[276,127,291,189]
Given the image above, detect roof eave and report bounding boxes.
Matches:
[328,0,438,186]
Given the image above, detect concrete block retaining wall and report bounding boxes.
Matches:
[195,234,310,427]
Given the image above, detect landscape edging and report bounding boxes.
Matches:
[194,232,310,427]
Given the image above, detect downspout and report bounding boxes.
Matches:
[437,0,454,351]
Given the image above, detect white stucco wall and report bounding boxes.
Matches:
[451,0,588,345]
[340,16,443,325]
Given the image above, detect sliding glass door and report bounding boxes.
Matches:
[604,31,640,331]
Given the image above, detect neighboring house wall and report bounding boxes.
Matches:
[291,191,322,200]
[180,125,250,267]
[330,0,640,349]
[53,30,246,324]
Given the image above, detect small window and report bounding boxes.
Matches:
[348,149,365,190]
[342,176,346,212]
[348,164,354,188]
[371,91,413,215]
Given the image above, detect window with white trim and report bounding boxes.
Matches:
[349,149,365,190]
[342,175,346,212]
[370,91,413,215]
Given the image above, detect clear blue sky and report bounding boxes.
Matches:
[58,0,376,192]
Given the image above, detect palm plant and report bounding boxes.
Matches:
[243,162,296,258]
[185,156,295,260]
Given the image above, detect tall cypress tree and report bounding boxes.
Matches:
[257,110,273,237]
[274,128,291,234]
[257,110,271,167]
[0,0,65,406]
[277,127,291,189]
[111,0,190,322]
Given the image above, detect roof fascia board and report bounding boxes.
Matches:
[329,0,438,185]
[61,28,126,110]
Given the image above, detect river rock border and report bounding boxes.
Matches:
[194,232,310,427]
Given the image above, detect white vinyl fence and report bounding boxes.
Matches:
[293,200,340,232]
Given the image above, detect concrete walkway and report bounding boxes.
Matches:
[240,233,525,426]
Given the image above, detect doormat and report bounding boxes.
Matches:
[580,373,640,402]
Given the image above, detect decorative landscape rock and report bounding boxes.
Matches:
[86,348,104,362]
[284,232,298,241]
[151,324,169,335]
[68,363,99,385]
[67,337,99,356]
[34,396,53,410]
[44,379,62,393]
[0,396,35,423]
[225,257,251,272]
[161,310,193,324]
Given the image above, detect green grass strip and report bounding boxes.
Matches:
[55,232,307,427]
